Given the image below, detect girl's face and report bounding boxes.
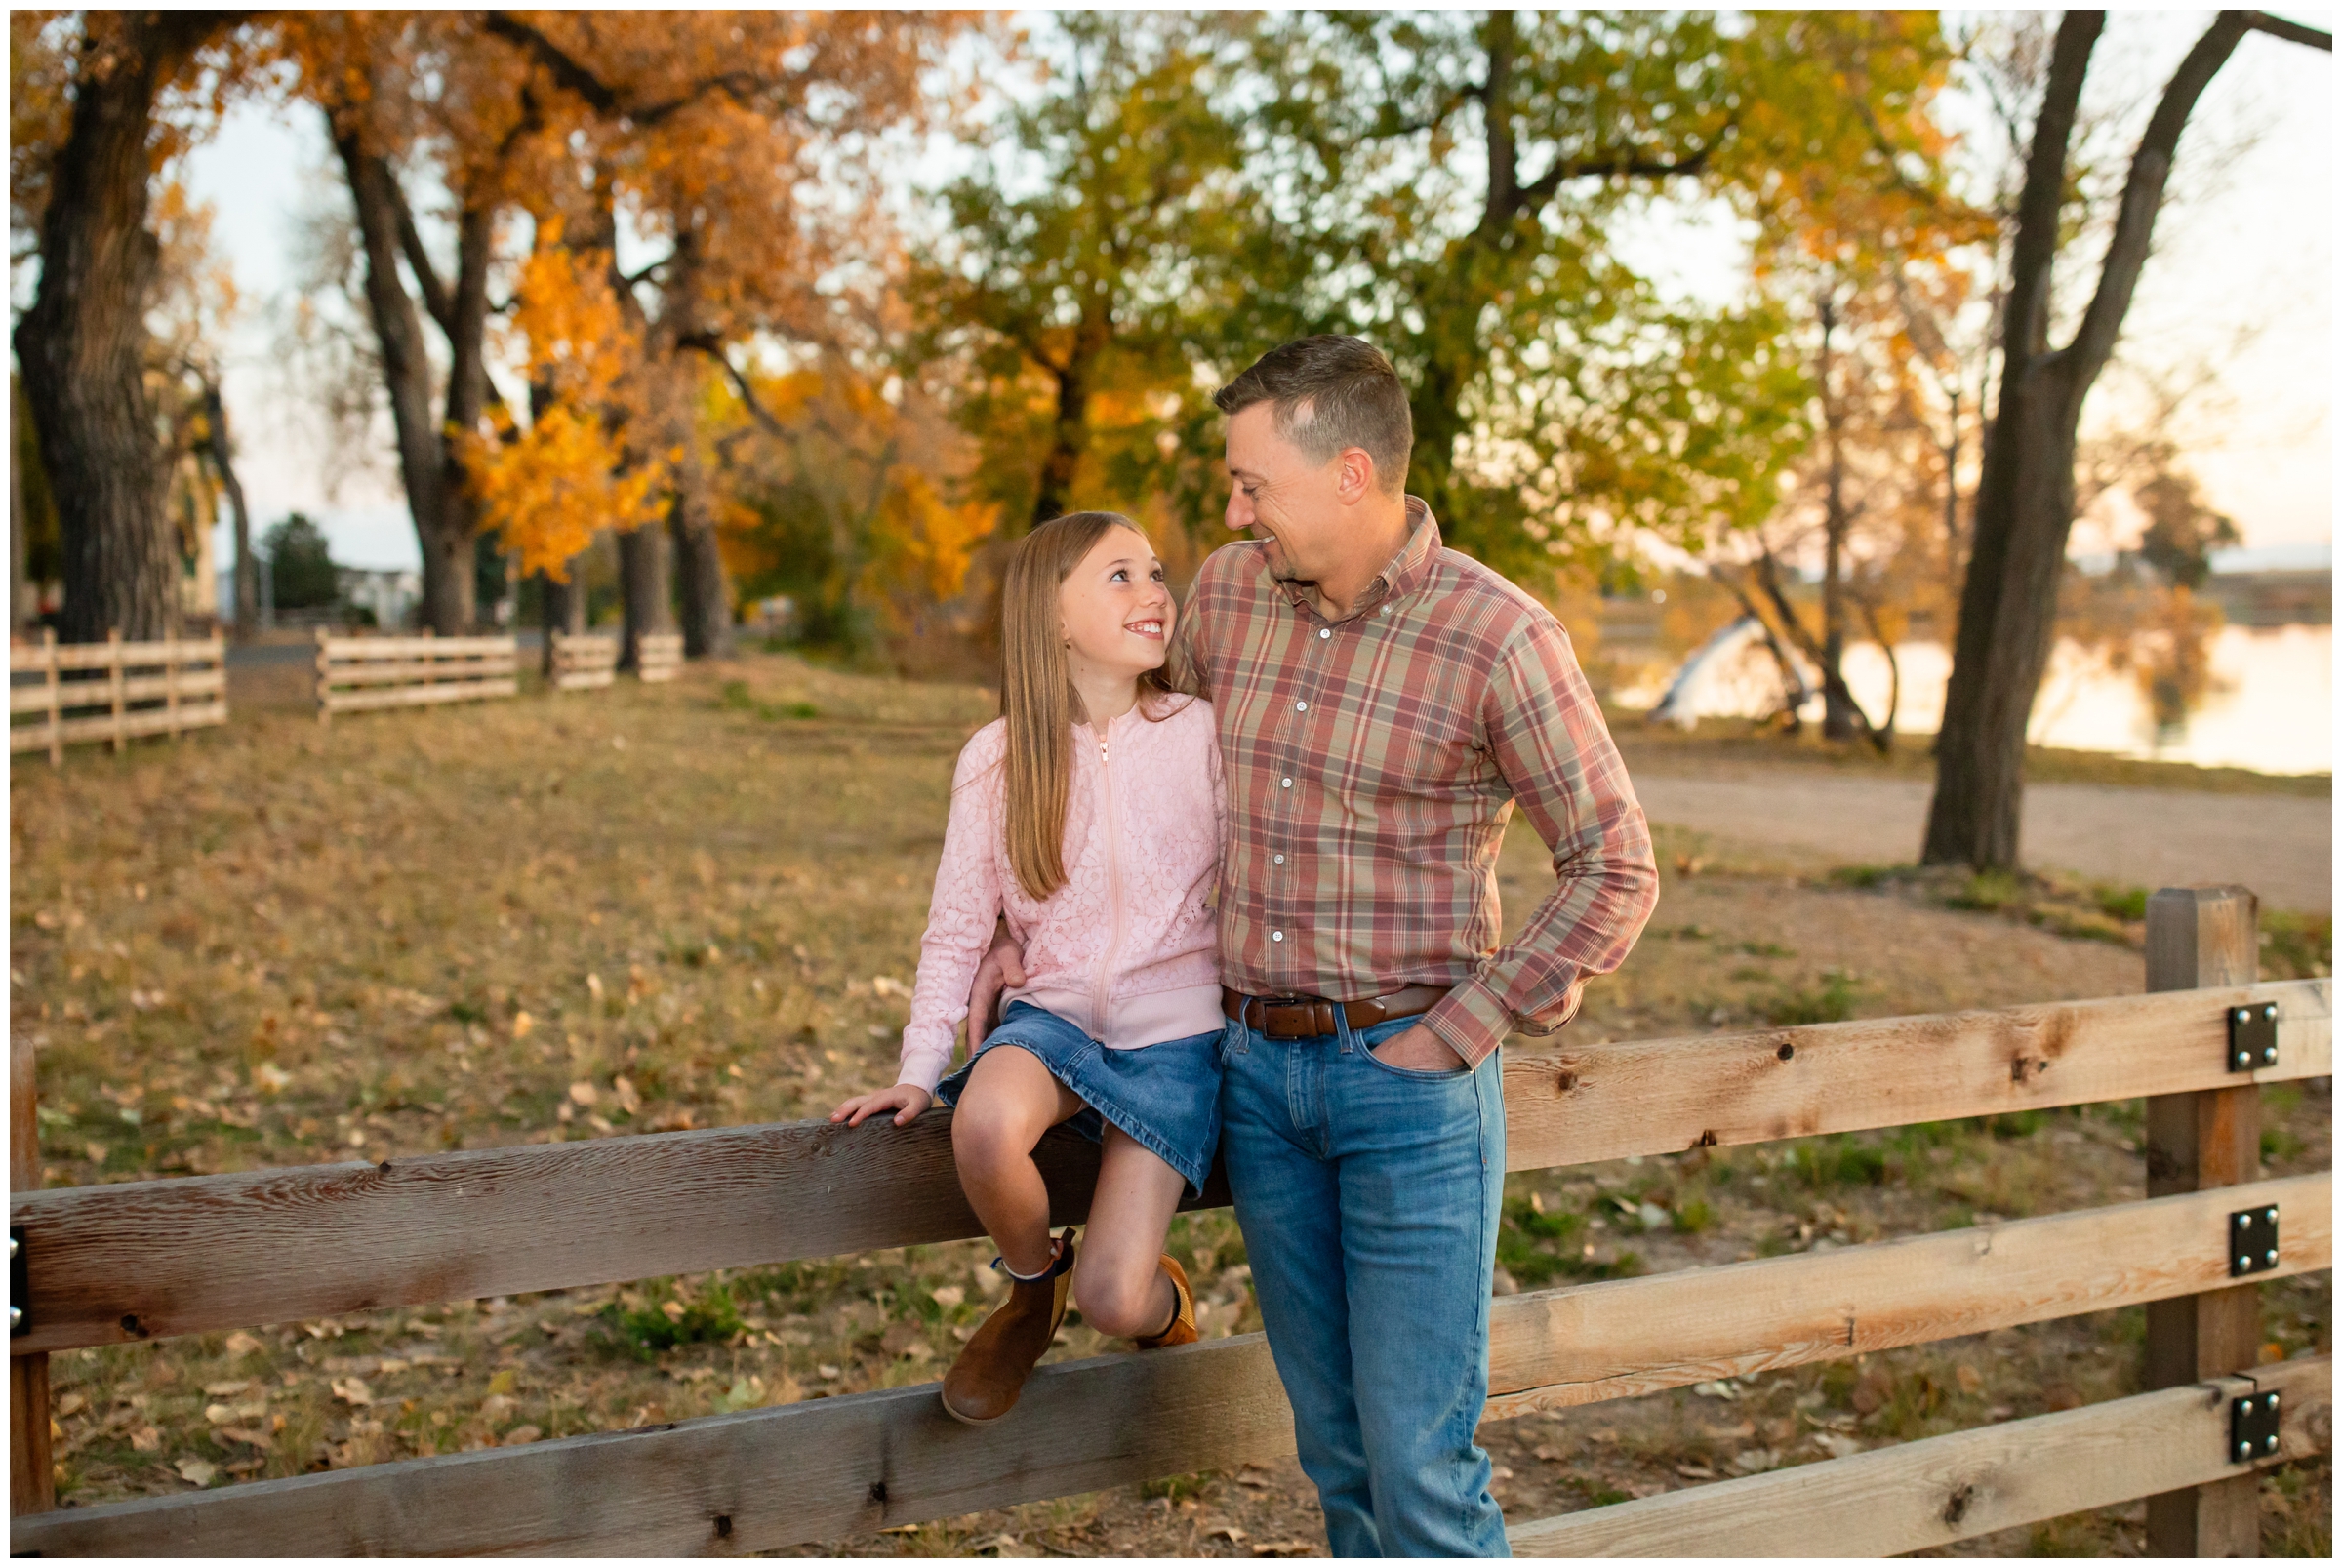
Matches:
[1058,526,1172,683]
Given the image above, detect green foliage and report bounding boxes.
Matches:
[596,1281,745,1361]
[1496,1195,1644,1286]
[263,512,339,610]
[1763,968,1861,1025]
[718,680,820,722]
[1671,1196,1716,1234]
[2260,909,2332,980]
[1790,1137,1888,1189]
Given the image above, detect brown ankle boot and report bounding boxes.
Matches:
[1133,1254,1198,1349]
[940,1231,1075,1426]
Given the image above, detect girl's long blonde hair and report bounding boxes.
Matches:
[998,511,1194,902]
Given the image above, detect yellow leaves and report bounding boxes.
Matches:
[464,240,668,579]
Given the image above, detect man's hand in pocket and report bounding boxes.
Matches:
[1369,1023,1466,1072]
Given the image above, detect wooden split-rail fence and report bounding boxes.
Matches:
[8,630,227,765]
[550,631,622,692]
[313,630,520,722]
[6,886,2330,1555]
[637,631,685,684]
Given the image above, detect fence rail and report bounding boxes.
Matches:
[549,631,621,692]
[8,891,2331,1555]
[7,630,227,763]
[313,630,518,721]
[637,631,684,683]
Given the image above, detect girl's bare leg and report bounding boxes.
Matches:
[1070,1127,1189,1338]
[951,1045,1085,1275]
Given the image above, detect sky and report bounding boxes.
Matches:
[169,11,2333,581]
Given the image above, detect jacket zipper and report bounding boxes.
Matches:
[1091,721,1129,1041]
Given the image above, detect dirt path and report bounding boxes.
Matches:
[1630,764,2333,911]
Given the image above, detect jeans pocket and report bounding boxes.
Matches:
[1355,1016,1469,1081]
[1219,1017,1249,1062]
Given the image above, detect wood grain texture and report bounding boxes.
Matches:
[321,679,520,715]
[9,984,2326,1353]
[9,667,223,711]
[9,1328,1298,1556]
[8,702,227,750]
[10,1120,1223,1353]
[1504,1355,2330,1558]
[321,657,519,689]
[12,1031,53,1514]
[1482,1174,2328,1417]
[12,1239,2329,1557]
[321,636,518,659]
[2142,886,2264,1556]
[1500,979,2327,1171]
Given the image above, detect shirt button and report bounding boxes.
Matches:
[1273,854,1284,864]
[1281,777,1292,787]
[1295,701,1307,712]
[1272,931,1284,942]
[1318,628,1331,640]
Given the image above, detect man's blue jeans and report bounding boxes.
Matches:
[1219,1008,1510,1557]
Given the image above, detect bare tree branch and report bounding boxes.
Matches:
[2243,10,2332,50]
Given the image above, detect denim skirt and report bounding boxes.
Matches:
[934,999,1225,1197]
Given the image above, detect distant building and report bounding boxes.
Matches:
[338,566,422,629]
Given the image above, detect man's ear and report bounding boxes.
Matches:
[1336,447,1376,504]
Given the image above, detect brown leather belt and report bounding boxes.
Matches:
[1222,985,1451,1040]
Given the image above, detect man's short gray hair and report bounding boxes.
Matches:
[1214,336,1412,494]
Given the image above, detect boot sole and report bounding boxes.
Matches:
[940,1387,1013,1427]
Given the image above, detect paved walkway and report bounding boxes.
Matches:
[1633,766,2332,912]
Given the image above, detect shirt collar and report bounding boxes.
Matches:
[1272,495,1442,622]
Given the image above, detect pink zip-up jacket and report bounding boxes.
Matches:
[896,696,1225,1095]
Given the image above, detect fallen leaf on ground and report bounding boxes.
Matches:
[1812,1432,1865,1460]
[329,1378,372,1407]
[174,1457,218,1487]
[1251,1542,1312,1557]
[978,1533,1031,1556]
[930,1285,965,1309]
[223,1331,264,1356]
[1208,1525,1247,1542]
[129,1425,161,1452]
[55,1392,86,1418]
[1954,1363,1983,1394]
[1674,1462,1716,1480]
[501,1425,542,1445]
[203,1380,251,1396]
[204,1403,236,1426]
[568,1081,598,1106]
[216,1426,271,1450]
[1728,1448,1782,1475]
[480,1393,515,1423]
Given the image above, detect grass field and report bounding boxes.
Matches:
[10,652,2330,1554]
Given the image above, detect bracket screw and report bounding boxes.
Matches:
[2234,1051,2250,1068]
[2265,1434,2280,1454]
[6,1307,17,1330]
[2266,1208,2278,1222]
[2266,1249,2279,1266]
[2237,1256,2251,1270]
[2238,1440,2253,1461]
[2272,1393,2281,1407]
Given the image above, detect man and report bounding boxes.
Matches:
[977,335,1657,1555]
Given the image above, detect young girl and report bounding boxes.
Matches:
[831,511,1225,1426]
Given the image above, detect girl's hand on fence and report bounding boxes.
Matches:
[830,1084,933,1128]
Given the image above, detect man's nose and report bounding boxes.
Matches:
[1224,491,1248,532]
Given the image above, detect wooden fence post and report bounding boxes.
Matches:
[40,627,59,768]
[313,626,331,726]
[10,1030,53,1515]
[2143,885,2262,1556]
[164,635,181,741]
[104,627,123,754]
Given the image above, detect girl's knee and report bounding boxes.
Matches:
[1073,1261,1163,1339]
[950,1097,1035,1168]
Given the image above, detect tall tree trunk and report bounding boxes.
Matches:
[1816,289,1860,742]
[1923,11,2274,868]
[618,524,672,672]
[537,561,587,677]
[669,484,734,660]
[15,14,234,643]
[199,382,258,638]
[331,120,476,633]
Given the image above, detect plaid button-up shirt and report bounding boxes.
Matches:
[1181,499,1658,1068]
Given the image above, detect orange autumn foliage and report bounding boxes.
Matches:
[464,236,669,581]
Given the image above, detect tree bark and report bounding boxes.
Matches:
[331,119,478,634]
[669,483,735,660]
[1923,11,2255,869]
[618,523,672,672]
[537,561,587,677]
[198,382,259,638]
[14,14,237,643]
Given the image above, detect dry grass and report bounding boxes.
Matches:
[11,652,2330,1553]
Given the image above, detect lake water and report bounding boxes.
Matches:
[1629,624,2332,776]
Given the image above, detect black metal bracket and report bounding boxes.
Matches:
[2227,1001,2279,1071]
[2231,1205,2280,1277]
[9,1225,23,1338]
[2231,1387,2282,1463]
